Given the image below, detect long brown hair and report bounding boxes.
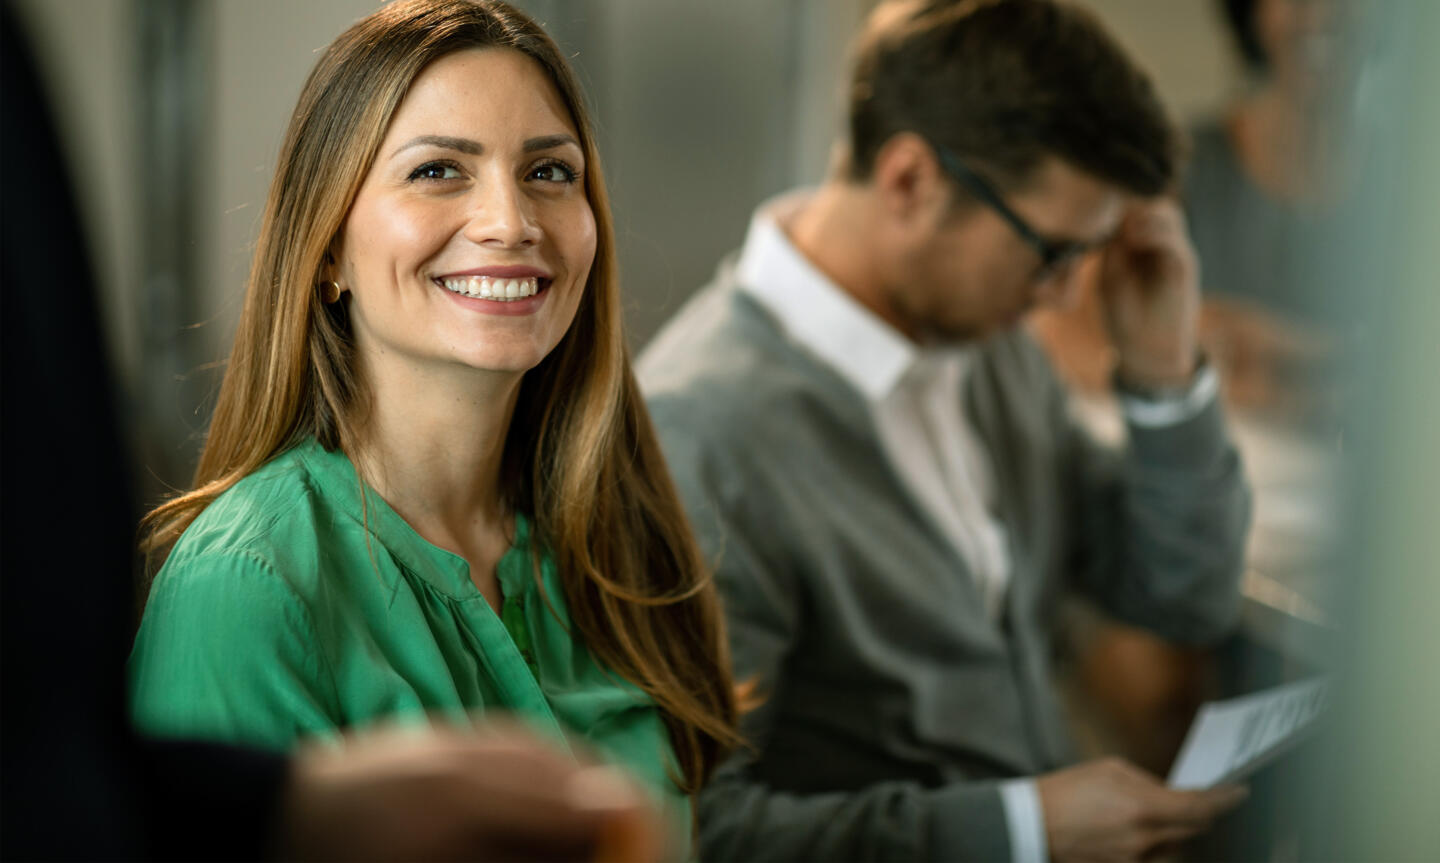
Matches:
[140,0,738,794]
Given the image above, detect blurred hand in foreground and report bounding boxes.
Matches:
[1037,756,1248,863]
[278,723,664,862]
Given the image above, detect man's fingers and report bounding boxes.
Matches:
[1140,837,1188,863]
[1121,199,1185,243]
[1144,784,1249,828]
[1188,784,1249,820]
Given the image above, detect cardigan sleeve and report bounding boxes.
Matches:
[129,551,342,752]
[1047,345,1252,645]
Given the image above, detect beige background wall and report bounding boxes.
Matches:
[203,0,381,349]
[1088,0,1242,121]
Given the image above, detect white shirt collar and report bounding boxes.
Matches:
[735,194,917,402]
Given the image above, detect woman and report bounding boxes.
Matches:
[129,0,738,841]
[1184,0,1344,416]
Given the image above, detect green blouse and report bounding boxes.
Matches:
[129,438,688,838]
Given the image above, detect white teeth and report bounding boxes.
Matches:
[439,276,540,301]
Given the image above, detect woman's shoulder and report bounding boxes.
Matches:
[132,445,345,750]
[162,442,333,584]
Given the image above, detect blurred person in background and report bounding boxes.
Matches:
[125,0,738,854]
[639,1,1251,860]
[0,1,661,858]
[1185,0,1345,416]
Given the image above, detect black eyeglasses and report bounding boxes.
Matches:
[932,144,1097,278]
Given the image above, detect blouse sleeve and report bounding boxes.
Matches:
[129,551,341,752]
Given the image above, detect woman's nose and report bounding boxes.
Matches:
[462,178,541,248]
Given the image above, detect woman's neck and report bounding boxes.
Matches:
[351,358,524,595]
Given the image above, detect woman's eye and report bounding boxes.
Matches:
[528,161,579,184]
[408,161,463,182]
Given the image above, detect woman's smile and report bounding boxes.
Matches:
[437,275,545,302]
[433,265,554,316]
[436,276,552,318]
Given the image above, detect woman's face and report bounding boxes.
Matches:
[1255,0,1334,92]
[335,47,596,380]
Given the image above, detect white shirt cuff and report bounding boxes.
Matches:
[1117,360,1220,428]
[999,778,1048,863]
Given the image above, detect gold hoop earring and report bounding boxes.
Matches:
[319,280,342,304]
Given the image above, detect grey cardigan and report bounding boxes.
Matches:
[639,264,1251,862]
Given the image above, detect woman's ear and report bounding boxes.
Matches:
[317,245,346,303]
[322,241,345,282]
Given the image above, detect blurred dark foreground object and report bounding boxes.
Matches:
[0,1,298,858]
[1,2,292,855]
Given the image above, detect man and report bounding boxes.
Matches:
[638,1,1252,860]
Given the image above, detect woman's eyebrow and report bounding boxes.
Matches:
[390,134,482,158]
[523,134,579,153]
[389,133,580,160]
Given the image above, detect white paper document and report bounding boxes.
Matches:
[1167,677,1329,790]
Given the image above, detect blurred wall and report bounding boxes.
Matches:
[11,0,1239,490]
[204,0,380,359]
[547,0,874,346]
[1087,0,1240,122]
[10,0,141,388]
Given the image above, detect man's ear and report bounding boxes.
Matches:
[871,132,950,228]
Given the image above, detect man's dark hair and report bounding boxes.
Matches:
[846,0,1179,196]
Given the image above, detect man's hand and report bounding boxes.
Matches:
[1098,199,1201,390]
[1036,757,1247,863]
[277,723,664,862]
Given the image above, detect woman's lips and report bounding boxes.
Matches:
[436,264,550,279]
